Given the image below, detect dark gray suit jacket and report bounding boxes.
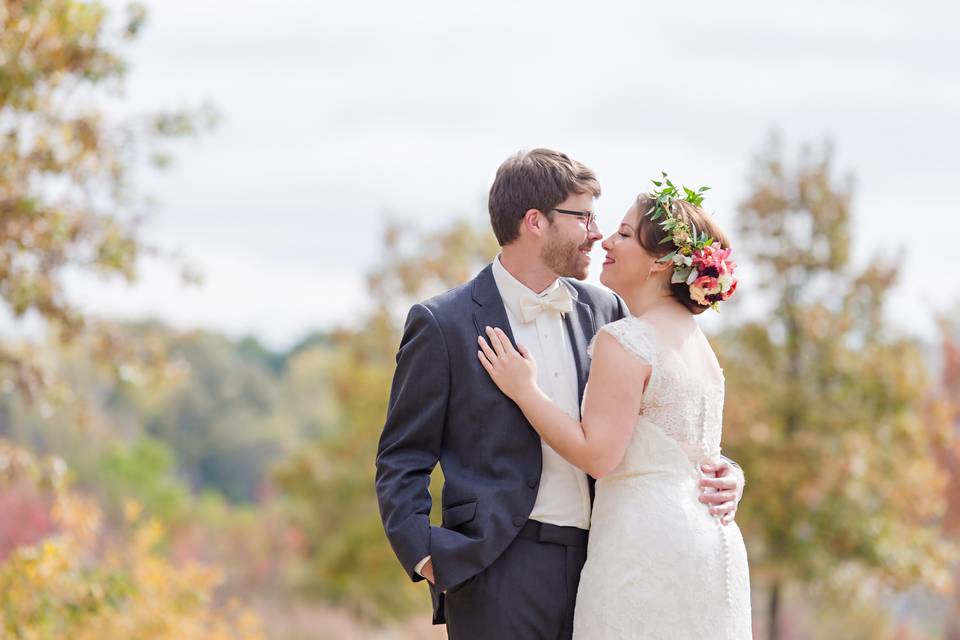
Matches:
[375,263,626,622]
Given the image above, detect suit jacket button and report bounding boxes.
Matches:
[527,478,538,488]
[512,516,525,528]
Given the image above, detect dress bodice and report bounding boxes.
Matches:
[587,315,725,472]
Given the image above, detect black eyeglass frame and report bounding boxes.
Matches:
[551,208,597,229]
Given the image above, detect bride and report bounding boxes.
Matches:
[477,180,752,639]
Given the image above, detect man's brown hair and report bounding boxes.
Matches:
[488,148,601,246]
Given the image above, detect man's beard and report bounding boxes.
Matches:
[541,228,588,279]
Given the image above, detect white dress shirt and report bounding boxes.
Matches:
[491,255,593,529]
[415,257,593,577]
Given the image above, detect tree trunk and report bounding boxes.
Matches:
[768,581,781,640]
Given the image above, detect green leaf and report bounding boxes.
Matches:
[658,250,677,264]
[672,266,692,284]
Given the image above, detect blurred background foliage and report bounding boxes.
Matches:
[1,1,959,639]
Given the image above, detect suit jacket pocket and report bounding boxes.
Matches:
[441,500,478,529]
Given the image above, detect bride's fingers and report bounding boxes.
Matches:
[477,349,493,373]
[487,327,507,358]
[494,328,516,355]
[485,326,506,357]
[709,500,735,513]
[478,335,498,363]
[700,490,737,505]
[699,476,735,491]
[709,501,737,523]
[516,342,531,359]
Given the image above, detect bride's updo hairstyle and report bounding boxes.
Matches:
[634,194,731,315]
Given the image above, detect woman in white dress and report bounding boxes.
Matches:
[478,183,752,639]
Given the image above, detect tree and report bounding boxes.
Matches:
[717,137,954,639]
[0,0,214,403]
[124,329,287,502]
[0,323,288,504]
[0,439,263,639]
[932,317,960,639]
[275,219,499,620]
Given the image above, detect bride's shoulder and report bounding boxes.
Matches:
[601,314,658,338]
[590,316,659,364]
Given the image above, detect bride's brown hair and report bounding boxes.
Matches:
[633,194,731,315]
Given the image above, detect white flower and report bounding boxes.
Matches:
[689,284,710,305]
[718,275,732,293]
[686,268,699,285]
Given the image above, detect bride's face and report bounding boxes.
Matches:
[599,204,663,294]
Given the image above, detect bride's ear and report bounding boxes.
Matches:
[649,257,672,275]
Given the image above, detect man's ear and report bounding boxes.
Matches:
[521,208,548,239]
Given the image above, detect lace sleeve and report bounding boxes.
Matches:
[587,317,658,365]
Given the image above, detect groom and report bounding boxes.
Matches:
[375,148,745,638]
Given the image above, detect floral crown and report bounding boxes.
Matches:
[645,172,738,311]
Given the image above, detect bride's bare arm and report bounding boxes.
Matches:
[478,326,648,479]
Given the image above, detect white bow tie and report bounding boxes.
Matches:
[519,286,573,323]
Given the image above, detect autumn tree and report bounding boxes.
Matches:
[0,440,263,639]
[931,317,960,639]
[717,137,954,639]
[0,0,214,404]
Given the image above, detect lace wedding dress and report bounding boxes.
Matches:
[573,316,752,639]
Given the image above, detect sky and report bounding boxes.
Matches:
[49,0,960,349]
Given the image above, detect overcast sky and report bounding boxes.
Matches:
[52,0,960,348]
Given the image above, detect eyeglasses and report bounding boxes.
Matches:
[552,208,597,229]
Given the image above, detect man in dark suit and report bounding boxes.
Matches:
[375,149,744,639]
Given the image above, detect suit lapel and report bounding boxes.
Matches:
[471,264,517,349]
[561,281,596,404]
[560,281,598,501]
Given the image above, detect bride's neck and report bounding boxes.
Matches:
[622,287,686,319]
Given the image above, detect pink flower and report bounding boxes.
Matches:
[691,245,735,277]
[684,245,738,308]
[693,275,720,292]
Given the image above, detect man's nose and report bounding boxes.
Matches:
[587,221,602,242]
